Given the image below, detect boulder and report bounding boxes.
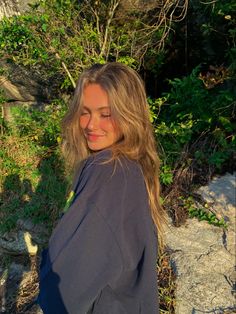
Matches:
[197,172,236,256]
[165,172,236,313]
[0,61,58,122]
[0,230,38,256]
[0,0,36,20]
[0,61,54,103]
[0,218,49,256]
[165,219,235,313]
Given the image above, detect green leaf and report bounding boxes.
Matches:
[41,23,47,32]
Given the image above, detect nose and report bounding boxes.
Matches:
[86,114,99,131]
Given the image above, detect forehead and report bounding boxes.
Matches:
[82,84,109,109]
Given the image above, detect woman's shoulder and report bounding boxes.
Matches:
[69,149,147,220]
[71,149,146,214]
[80,149,142,183]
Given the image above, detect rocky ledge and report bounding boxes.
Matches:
[165,172,236,314]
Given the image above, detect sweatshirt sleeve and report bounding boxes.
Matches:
[39,201,123,314]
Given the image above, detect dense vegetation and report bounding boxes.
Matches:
[0,1,235,311]
[1,0,235,230]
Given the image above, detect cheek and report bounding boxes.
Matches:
[79,116,88,129]
[101,118,120,134]
[100,119,114,131]
[100,119,121,139]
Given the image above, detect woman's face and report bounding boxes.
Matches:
[79,83,121,151]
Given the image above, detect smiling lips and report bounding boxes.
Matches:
[86,133,105,142]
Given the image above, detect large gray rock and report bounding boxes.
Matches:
[0,218,49,255]
[165,172,236,313]
[165,219,235,313]
[0,62,53,103]
[0,61,58,122]
[0,230,38,255]
[0,0,35,20]
[197,172,236,256]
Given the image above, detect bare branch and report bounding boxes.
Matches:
[100,0,120,57]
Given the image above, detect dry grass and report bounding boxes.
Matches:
[158,251,176,314]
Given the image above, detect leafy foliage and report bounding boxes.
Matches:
[11,100,66,146]
[187,0,236,71]
[0,0,235,231]
[0,100,68,232]
[0,0,187,92]
[150,66,235,173]
[180,196,227,228]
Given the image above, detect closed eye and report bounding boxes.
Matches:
[101,113,111,118]
[80,111,89,116]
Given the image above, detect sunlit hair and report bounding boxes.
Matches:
[62,62,166,247]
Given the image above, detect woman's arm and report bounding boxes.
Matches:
[38,203,123,314]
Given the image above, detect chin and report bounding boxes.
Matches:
[88,142,115,152]
[88,144,108,151]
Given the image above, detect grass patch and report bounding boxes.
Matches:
[0,119,68,233]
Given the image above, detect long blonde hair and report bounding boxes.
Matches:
[62,62,166,246]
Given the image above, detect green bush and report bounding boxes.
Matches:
[150,66,236,171]
[0,0,175,92]
[11,100,66,147]
[0,100,68,232]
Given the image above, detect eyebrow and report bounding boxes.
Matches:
[82,106,111,111]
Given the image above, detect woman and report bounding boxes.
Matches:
[38,63,166,313]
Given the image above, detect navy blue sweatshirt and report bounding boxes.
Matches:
[38,150,159,313]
